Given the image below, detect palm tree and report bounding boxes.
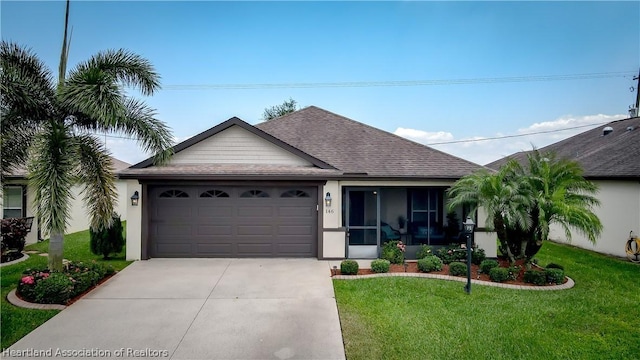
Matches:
[447,160,532,263]
[1,0,173,270]
[520,150,602,259]
[447,148,602,265]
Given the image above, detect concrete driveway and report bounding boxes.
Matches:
[7,259,345,360]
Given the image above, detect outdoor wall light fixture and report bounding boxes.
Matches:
[325,192,332,207]
[131,191,140,206]
[463,216,475,294]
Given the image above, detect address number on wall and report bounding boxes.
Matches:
[325,209,335,214]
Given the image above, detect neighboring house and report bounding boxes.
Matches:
[120,106,495,261]
[1,157,131,244]
[486,116,640,258]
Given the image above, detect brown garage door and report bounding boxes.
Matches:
[148,186,317,257]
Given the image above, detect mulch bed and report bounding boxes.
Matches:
[332,258,566,287]
[14,273,116,307]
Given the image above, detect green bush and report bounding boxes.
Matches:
[417,255,443,272]
[17,261,115,304]
[340,260,359,275]
[546,263,565,270]
[33,273,74,304]
[381,241,404,264]
[415,245,433,259]
[436,246,467,264]
[449,262,467,276]
[507,266,521,281]
[480,259,499,274]
[489,267,509,282]
[90,213,125,259]
[472,247,486,265]
[370,259,390,273]
[524,270,547,285]
[545,268,565,284]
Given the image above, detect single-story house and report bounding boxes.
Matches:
[1,157,131,244]
[486,116,640,258]
[120,106,495,261]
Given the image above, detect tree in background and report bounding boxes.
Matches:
[90,213,124,259]
[262,98,298,120]
[0,0,173,270]
[447,149,602,265]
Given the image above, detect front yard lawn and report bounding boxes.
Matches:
[334,241,639,359]
[1,229,131,349]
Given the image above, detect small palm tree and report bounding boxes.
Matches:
[447,160,532,263]
[1,1,173,270]
[448,148,602,265]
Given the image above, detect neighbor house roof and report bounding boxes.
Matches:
[122,106,484,180]
[485,117,640,179]
[4,157,131,180]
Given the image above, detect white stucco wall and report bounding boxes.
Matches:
[550,180,640,258]
[125,181,142,260]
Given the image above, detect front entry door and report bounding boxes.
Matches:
[346,189,379,258]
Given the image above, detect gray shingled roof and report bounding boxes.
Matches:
[256,106,483,179]
[485,117,640,179]
[5,157,131,179]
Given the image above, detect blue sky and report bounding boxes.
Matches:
[2,1,639,165]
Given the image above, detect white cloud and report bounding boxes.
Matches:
[394,113,627,166]
[394,128,453,142]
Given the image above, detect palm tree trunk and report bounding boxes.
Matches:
[48,232,64,271]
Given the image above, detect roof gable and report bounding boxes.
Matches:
[256,106,483,179]
[131,117,334,169]
[486,117,640,179]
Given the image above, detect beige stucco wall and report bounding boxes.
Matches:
[550,180,640,258]
[125,181,142,260]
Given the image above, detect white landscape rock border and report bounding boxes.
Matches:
[332,272,575,291]
[0,252,30,267]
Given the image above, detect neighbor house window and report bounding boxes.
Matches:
[3,186,25,218]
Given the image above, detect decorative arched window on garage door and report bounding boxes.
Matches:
[281,189,310,198]
[240,189,270,198]
[200,189,230,198]
[158,189,189,198]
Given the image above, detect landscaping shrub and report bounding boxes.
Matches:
[415,245,433,260]
[480,259,499,274]
[436,245,467,264]
[507,266,521,281]
[340,260,359,275]
[546,262,565,270]
[448,262,467,276]
[17,261,115,304]
[417,255,443,273]
[370,259,390,273]
[33,273,74,304]
[524,270,547,285]
[472,247,486,265]
[489,267,509,282]
[381,241,404,264]
[1,217,29,254]
[90,213,125,259]
[545,268,565,284]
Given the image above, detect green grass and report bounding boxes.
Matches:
[334,241,640,360]
[1,229,132,349]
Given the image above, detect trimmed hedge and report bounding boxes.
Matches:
[489,267,509,282]
[480,259,499,274]
[545,268,565,284]
[449,262,467,276]
[340,260,359,275]
[371,259,390,273]
[524,270,547,285]
[415,245,433,260]
[417,255,443,273]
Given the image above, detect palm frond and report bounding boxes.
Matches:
[28,122,75,234]
[73,134,117,231]
[71,49,160,96]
